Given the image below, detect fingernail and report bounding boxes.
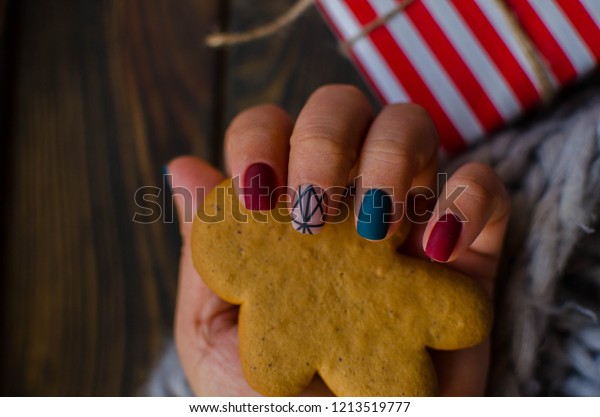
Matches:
[425,213,462,262]
[291,184,326,235]
[243,163,277,211]
[357,189,392,241]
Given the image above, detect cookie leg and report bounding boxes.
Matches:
[319,349,438,397]
[238,306,317,396]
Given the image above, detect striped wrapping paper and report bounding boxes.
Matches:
[316,0,600,153]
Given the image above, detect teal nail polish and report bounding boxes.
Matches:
[357,189,392,240]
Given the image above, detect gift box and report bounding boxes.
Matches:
[316,0,600,153]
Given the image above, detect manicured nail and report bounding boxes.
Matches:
[425,213,462,262]
[357,189,392,241]
[243,163,277,211]
[291,184,326,235]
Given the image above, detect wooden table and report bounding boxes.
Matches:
[0,0,374,395]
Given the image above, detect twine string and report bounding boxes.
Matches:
[341,0,416,54]
[206,0,316,47]
[493,0,554,101]
[206,0,554,101]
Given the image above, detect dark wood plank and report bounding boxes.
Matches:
[1,0,221,395]
[0,0,8,33]
[0,0,15,132]
[0,0,11,391]
[223,0,377,138]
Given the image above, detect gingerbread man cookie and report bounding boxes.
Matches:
[192,179,492,396]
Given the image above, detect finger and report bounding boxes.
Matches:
[355,103,438,241]
[288,85,373,235]
[166,156,225,332]
[166,156,235,393]
[421,163,510,396]
[423,162,511,271]
[431,340,491,396]
[225,104,292,211]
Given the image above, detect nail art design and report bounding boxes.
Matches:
[292,185,326,235]
[357,188,392,241]
[425,213,462,262]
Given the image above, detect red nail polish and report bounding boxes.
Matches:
[243,163,277,211]
[425,213,462,262]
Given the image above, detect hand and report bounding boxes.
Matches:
[168,85,510,396]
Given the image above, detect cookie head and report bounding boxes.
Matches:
[192,179,492,396]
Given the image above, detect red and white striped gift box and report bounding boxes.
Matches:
[316,0,600,153]
[507,0,600,86]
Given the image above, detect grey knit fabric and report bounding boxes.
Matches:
[449,77,600,396]
[144,76,600,397]
[143,342,193,396]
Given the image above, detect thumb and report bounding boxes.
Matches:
[166,156,230,394]
[165,156,224,244]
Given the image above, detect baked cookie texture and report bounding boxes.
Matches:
[192,179,493,396]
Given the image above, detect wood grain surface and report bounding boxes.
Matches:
[1,0,372,395]
[0,0,14,135]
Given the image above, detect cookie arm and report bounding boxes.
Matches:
[191,180,253,302]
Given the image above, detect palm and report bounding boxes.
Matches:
[195,295,333,396]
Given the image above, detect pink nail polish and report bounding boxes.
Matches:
[425,213,462,262]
